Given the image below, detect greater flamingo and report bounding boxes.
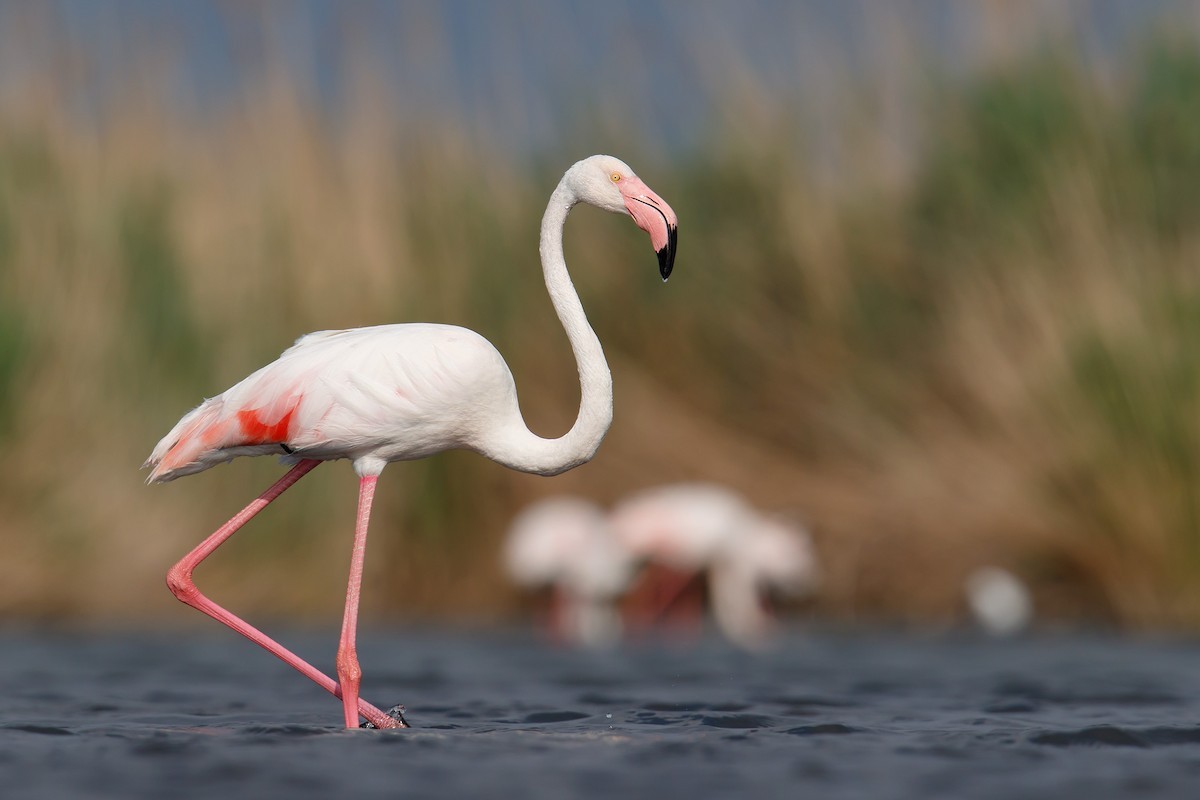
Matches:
[144,155,678,729]
[504,497,636,648]
[611,483,818,648]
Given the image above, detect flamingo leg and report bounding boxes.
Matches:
[624,564,703,634]
[335,475,377,728]
[165,460,405,729]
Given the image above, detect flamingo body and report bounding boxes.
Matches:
[147,324,520,482]
[505,497,633,598]
[611,483,749,570]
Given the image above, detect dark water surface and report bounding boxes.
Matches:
[2,628,1200,799]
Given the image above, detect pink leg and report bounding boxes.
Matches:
[622,565,704,637]
[336,476,376,728]
[165,460,405,729]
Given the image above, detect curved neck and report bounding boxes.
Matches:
[709,561,772,648]
[483,180,613,476]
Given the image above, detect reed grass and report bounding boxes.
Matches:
[1,6,1199,629]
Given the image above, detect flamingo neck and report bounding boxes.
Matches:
[483,180,613,476]
[709,560,772,649]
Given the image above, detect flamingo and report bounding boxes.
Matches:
[503,497,636,648]
[144,155,678,729]
[611,484,818,648]
[965,566,1033,637]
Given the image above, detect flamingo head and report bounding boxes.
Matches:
[745,515,820,594]
[569,155,679,280]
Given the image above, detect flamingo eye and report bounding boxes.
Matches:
[610,172,621,183]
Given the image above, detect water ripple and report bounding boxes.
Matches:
[1032,725,1200,748]
[522,711,590,724]
[701,714,775,729]
[785,723,863,736]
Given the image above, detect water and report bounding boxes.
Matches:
[2,628,1199,799]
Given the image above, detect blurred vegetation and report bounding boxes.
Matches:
[1,9,1200,631]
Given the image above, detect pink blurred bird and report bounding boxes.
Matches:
[612,483,818,649]
[144,156,678,729]
[503,497,636,648]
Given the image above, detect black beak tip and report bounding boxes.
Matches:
[656,225,678,282]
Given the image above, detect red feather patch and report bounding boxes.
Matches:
[236,405,297,445]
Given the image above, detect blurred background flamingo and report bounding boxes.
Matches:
[612,484,819,649]
[505,484,820,649]
[503,497,636,648]
[965,567,1034,637]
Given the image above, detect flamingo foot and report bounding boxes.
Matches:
[360,704,411,729]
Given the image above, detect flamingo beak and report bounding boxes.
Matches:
[621,178,678,281]
[657,221,679,281]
